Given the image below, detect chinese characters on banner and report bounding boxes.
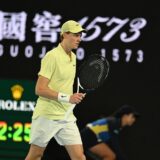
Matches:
[0,11,147,63]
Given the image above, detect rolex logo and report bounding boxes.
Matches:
[11,84,24,100]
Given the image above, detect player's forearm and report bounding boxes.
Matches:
[35,86,73,103]
[35,86,58,100]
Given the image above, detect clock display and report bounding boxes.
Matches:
[0,79,37,159]
[0,121,31,142]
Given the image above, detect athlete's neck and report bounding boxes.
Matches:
[60,42,72,55]
[60,43,72,61]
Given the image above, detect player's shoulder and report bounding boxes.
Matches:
[43,47,58,59]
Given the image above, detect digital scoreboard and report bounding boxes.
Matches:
[0,79,37,159]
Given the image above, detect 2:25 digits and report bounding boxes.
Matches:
[0,121,31,142]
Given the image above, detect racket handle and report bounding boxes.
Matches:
[63,104,76,120]
[63,93,86,120]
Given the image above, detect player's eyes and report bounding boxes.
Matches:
[71,33,82,37]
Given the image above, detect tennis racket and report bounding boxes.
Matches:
[64,54,110,120]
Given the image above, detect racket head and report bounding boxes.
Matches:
[78,54,110,92]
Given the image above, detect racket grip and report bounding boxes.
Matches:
[63,104,76,120]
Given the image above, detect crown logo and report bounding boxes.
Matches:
[11,84,24,100]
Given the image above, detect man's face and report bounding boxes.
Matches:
[64,32,82,49]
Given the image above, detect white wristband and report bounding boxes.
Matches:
[58,92,70,103]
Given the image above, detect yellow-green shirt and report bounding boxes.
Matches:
[32,44,76,120]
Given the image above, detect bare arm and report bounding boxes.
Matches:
[35,75,85,104]
[35,75,58,100]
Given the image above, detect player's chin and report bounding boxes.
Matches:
[73,44,79,49]
[73,46,78,49]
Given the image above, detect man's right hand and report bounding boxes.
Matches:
[69,93,86,104]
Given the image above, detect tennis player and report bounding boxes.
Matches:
[80,105,140,160]
[25,20,86,160]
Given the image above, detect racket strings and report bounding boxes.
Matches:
[79,55,109,90]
